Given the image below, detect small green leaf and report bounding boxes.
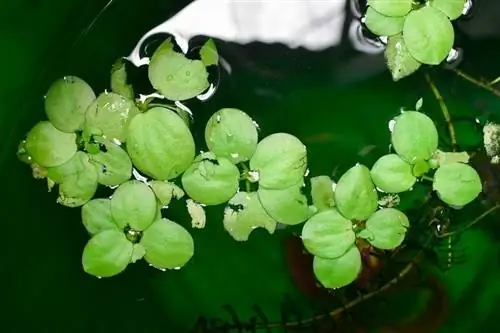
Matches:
[433,162,482,207]
[431,150,470,167]
[126,107,195,180]
[415,97,423,111]
[250,133,307,190]
[391,111,439,163]
[334,164,378,221]
[111,180,157,231]
[431,0,467,20]
[200,38,219,67]
[88,138,132,186]
[364,7,405,36]
[131,243,146,263]
[403,6,455,65]
[370,154,416,193]
[141,219,194,270]
[412,159,430,177]
[384,34,422,81]
[25,121,78,168]
[313,246,362,289]
[110,58,134,100]
[367,0,412,17]
[148,180,175,206]
[205,108,259,164]
[82,198,119,235]
[56,152,99,207]
[223,191,277,241]
[44,76,96,133]
[84,91,140,143]
[301,209,355,259]
[310,175,335,211]
[181,152,240,206]
[364,208,409,250]
[186,199,206,228]
[148,38,210,101]
[257,184,309,225]
[82,230,133,278]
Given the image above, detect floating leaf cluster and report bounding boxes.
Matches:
[363,0,468,80]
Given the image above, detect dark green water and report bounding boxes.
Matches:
[4,0,500,332]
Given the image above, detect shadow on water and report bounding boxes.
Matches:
[5,0,500,332]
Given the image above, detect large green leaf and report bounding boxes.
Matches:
[81,198,120,235]
[362,208,409,250]
[433,162,482,207]
[258,184,310,225]
[370,154,416,193]
[384,34,421,81]
[313,246,362,289]
[88,138,132,186]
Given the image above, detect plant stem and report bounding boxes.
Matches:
[449,68,500,98]
[421,175,434,182]
[425,73,457,152]
[437,203,500,238]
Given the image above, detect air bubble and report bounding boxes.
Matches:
[388,119,396,132]
[443,48,464,69]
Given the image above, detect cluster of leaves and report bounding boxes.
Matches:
[299,99,482,289]
[363,0,468,80]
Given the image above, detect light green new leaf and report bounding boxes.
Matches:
[82,198,119,235]
[368,0,412,17]
[56,152,99,207]
[44,76,96,133]
[363,208,409,250]
[403,6,455,65]
[430,150,470,168]
[131,243,147,263]
[384,34,422,81]
[110,58,134,100]
[313,246,362,289]
[431,0,467,20]
[200,38,219,67]
[88,138,132,186]
[111,180,157,231]
[149,180,175,206]
[433,162,482,207]
[364,7,405,36]
[25,121,78,168]
[126,107,195,180]
[250,133,307,190]
[141,219,194,270]
[370,154,416,193]
[148,38,210,101]
[301,209,355,259]
[310,175,335,211]
[182,152,240,206]
[391,111,439,163]
[334,164,378,221]
[84,91,140,143]
[205,108,259,164]
[223,191,277,241]
[257,184,309,225]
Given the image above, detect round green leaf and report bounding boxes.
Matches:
[24,121,78,168]
[46,151,91,184]
[313,246,362,289]
[370,154,416,193]
[431,0,467,20]
[205,108,258,164]
[88,138,132,186]
[181,152,240,206]
[84,91,140,143]
[364,208,409,250]
[301,209,355,259]
[364,7,405,36]
[56,152,99,207]
[334,164,378,221]
[385,34,422,81]
[257,184,309,225]
[82,230,133,278]
[223,191,277,241]
[391,111,439,163]
[148,180,175,206]
[250,133,307,190]
[126,106,195,180]
[111,180,157,231]
[403,6,454,65]
[310,175,335,211]
[82,198,119,235]
[45,76,96,133]
[368,0,412,17]
[141,219,194,270]
[433,162,482,207]
[148,39,210,101]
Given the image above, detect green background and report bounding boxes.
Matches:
[3,0,500,332]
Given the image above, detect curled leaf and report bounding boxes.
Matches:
[310,175,336,211]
